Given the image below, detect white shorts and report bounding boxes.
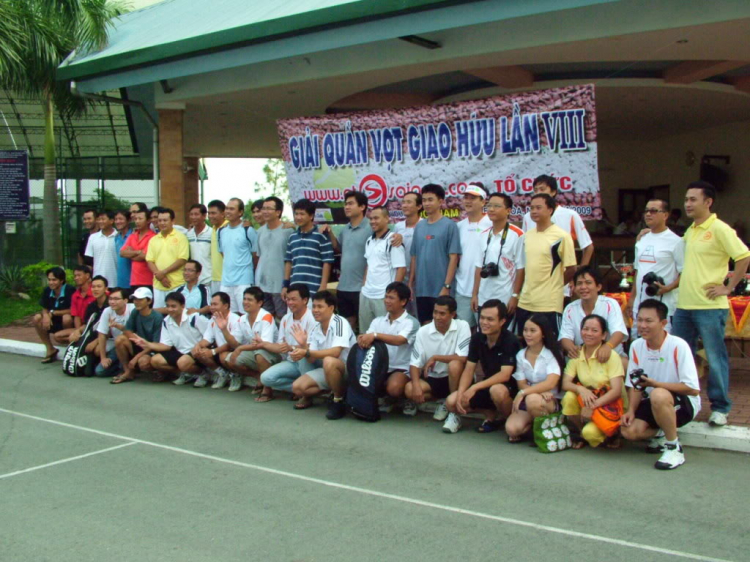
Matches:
[153,288,169,309]
[211,281,222,295]
[220,284,251,313]
[306,367,329,390]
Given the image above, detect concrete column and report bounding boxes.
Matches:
[158,108,199,226]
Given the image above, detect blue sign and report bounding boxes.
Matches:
[0,150,30,220]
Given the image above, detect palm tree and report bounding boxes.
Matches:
[0,0,127,264]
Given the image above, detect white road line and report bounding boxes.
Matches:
[0,407,731,562]
[0,442,137,480]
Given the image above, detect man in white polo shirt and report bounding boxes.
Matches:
[357,281,419,413]
[85,210,119,287]
[186,203,212,286]
[359,206,406,333]
[94,287,135,378]
[406,296,471,424]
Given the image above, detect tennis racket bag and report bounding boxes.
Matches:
[62,312,100,377]
[345,341,389,422]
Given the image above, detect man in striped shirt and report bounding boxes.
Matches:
[282,198,334,303]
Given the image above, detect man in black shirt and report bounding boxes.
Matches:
[78,209,98,266]
[444,299,520,433]
[33,266,75,363]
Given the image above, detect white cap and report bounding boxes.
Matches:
[130,287,153,301]
[463,184,487,199]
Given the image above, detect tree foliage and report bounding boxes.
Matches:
[244,159,292,223]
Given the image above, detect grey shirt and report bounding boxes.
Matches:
[257,224,294,293]
[337,220,372,292]
[411,217,461,298]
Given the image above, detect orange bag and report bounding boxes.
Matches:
[576,386,623,437]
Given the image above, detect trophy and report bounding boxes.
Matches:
[612,261,634,291]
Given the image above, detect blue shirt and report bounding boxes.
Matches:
[411,217,461,298]
[115,229,133,288]
[175,283,206,311]
[286,227,335,293]
[218,223,258,286]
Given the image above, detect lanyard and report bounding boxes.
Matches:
[482,223,510,265]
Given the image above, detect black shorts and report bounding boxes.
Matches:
[337,290,360,319]
[160,347,184,368]
[469,383,517,410]
[49,315,65,334]
[514,308,562,341]
[416,297,437,324]
[426,376,450,399]
[635,392,695,429]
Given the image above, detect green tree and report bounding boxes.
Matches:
[0,0,127,264]
[245,159,292,223]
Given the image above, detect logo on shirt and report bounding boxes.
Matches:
[702,231,713,241]
[426,235,434,240]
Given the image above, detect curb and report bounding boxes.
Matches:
[1,338,748,454]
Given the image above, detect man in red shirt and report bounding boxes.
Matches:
[121,208,156,290]
[68,265,95,342]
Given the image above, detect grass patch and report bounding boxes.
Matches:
[0,297,38,327]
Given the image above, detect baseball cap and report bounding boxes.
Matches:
[464,184,487,199]
[130,287,153,301]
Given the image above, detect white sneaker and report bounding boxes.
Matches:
[654,442,685,470]
[228,373,243,392]
[193,371,211,388]
[211,369,229,389]
[708,411,728,427]
[173,373,195,386]
[645,430,665,454]
[433,401,449,421]
[402,400,418,416]
[442,413,462,434]
[378,397,393,414]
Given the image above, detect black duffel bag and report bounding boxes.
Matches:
[345,340,390,422]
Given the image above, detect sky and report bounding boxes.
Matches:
[201,158,292,212]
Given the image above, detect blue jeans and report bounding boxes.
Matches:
[260,358,321,393]
[672,308,730,413]
[94,347,120,378]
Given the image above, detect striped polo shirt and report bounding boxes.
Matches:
[285,226,335,292]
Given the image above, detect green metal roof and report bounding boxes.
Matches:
[58,0,458,80]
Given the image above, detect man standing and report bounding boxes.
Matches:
[321,191,372,331]
[113,210,132,290]
[444,299,521,434]
[405,296,471,425]
[219,197,259,313]
[94,287,135,378]
[78,209,97,266]
[283,199,334,300]
[671,181,750,426]
[471,192,524,316]
[256,196,294,320]
[146,208,190,309]
[85,210,118,287]
[394,191,423,318]
[289,291,356,420]
[207,200,228,295]
[111,287,163,384]
[359,206,406,332]
[121,209,155,290]
[515,193,576,340]
[455,184,492,328]
[409,184,461,325]
[186,203,212,286]
[251,199,266,228]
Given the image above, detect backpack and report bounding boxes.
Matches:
[61,311,101,377]
[345,341,390,422]
[217,223,255,247]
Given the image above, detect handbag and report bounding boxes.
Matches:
[533,412,571,453]
[576,386,623,437]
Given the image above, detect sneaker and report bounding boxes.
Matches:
[193,371,211,388]
[645,430,665,454]
[326,397,347,420]
[378,397,393,414]
[433,401,449,421]
[442,412,462,434]
[654,442,685,470]
[402,400,418,416]
[708,411,728,427]
[211,369,229,389]
[228,373,243,392]
[173,373,195,386]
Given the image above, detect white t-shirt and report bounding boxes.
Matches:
[475,223,524,307]
[633,229,684,320]
[309,314,356,363]
[160,311,210,354]
[361,231,407,299]
[233,308,278,346]
[627,334,701,415]
[456,215,493,297]
[522,206,592,297]
[96,303,136,351]
[513,347,563,397]
[277,308,317,360]
[559,296,629,355]
[410,318,471,378]
[202,311,242,347]
[85,230,118,287]
[367,311,420,371]
[394,218,422,277]
[187,225,213,285]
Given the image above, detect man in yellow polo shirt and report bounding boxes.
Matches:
[146,207,190,309]
[673,181,750,426]
[208,200,228,295]
[515,193,577,340]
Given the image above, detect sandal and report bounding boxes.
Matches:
[151,372,166,383]
[41,349,59,364]
[572,439,588,450]
[255,391,274,403]
[251,384,264,395]
[605,436,622,450]
[476,419,503,433]
[508,435,523,443]
[293,398,313,410]
[110,373,135,385]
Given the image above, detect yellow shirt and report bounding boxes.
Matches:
[211,220,228,282]
[678,214,750,310]
[146,228,190,291]
[518,224,576,313]
[564,345,624,389]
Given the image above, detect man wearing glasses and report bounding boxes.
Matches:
[626,199,684,335]
[256,196,295,320]
[94,287,136,378]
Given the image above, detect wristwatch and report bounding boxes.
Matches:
[511,293,519,298]
[443,283,451,289]
[373,332,378,339]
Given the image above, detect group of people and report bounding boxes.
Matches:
[32,176,749,471]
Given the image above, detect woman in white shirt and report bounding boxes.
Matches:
[506,314,566,442]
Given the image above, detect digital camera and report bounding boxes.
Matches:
[629,368,648,391]
[642,272,665,297]
[480,262,500,278]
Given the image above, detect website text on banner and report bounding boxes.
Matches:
[277,85,599,224]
